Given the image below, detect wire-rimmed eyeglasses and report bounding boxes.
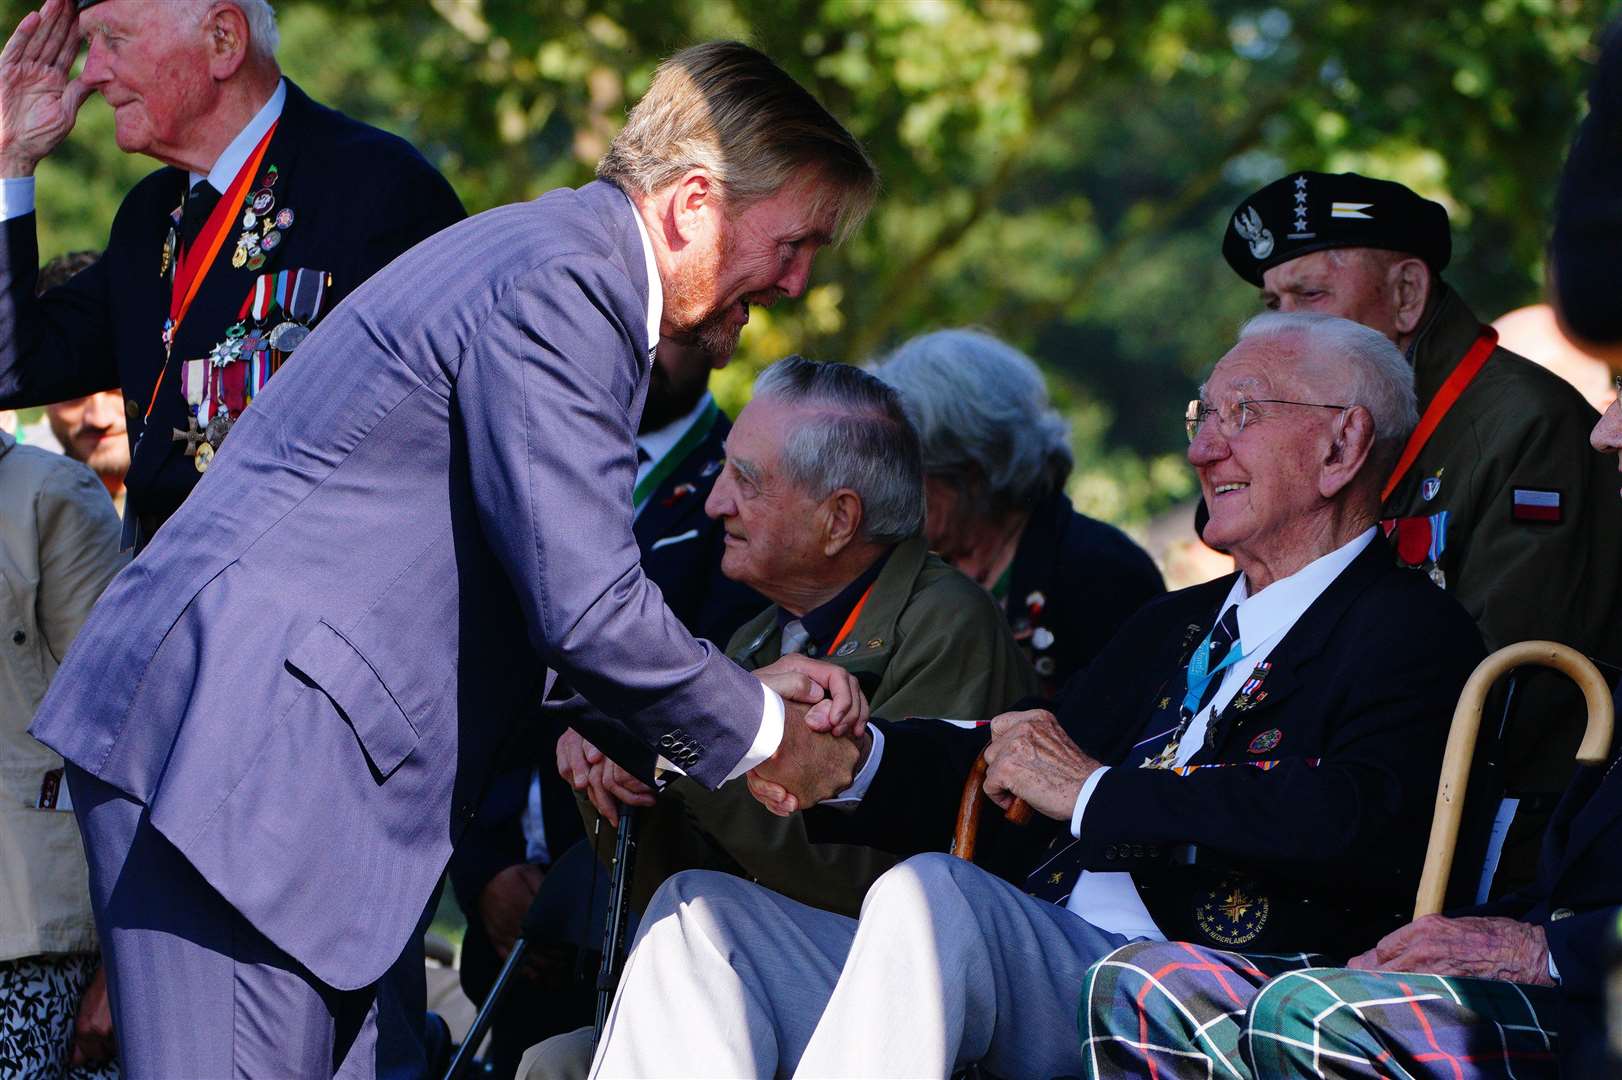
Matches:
[1185,398,1352,443]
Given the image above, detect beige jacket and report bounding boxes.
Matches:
[0,431,125,960]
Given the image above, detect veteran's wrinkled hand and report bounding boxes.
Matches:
[0,0,91,176]
[981,709,1103,822]
[1347,914,1555,986]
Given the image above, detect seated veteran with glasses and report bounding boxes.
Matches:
[1076,366,1622,1080]
[560,356,1036,917]
[585,312,1486,1079]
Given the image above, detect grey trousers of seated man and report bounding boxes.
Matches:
[585,853,1135,1079]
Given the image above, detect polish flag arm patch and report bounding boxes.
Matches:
[1511,487,1563,523]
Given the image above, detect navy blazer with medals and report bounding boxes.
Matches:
[811,537,1485,958]
[0,80,465,528]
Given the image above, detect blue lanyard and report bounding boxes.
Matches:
[1181,627,1245,717]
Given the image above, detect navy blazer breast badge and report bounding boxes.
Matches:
[1195,873,1270,946]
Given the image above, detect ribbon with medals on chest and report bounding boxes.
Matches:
[145,120,280,424]
[1144,621,1245,770]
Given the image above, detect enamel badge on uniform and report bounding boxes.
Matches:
[1248,728,1282,754]
[1421,470,1442,501]
[1511,488,1562,524]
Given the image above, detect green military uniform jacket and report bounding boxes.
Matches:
[1383,285,1622,891]
[586,535,1038,914]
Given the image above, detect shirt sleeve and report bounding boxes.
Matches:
[0,177,35,221]
[1070,765,1112,838]
[725,683,783,780]
[821,725,887,806]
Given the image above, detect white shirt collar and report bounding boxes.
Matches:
[1219,527,1377,652]
[191,78,287,192]
[624,189,663,355]
[637,392,714,466]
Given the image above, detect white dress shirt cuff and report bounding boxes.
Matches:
[1070,765,1111,839]
[723,683,785,781]
[822,725,886,806]
[0,176,35,221]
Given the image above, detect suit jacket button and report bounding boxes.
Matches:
[659,734,675,748]
[1550,908,1574,921]
[1103,844,1117,861]
[10,630,24,645]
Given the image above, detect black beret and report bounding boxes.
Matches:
[76,0,108,9]
[1221,171,1452,286]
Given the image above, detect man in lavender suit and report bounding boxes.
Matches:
[26,40,878,1078]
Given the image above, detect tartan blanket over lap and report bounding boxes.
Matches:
[1080,941,1564,1079]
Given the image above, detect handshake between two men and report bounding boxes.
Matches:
[559,648,1090,832]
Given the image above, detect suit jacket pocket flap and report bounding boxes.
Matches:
[287,619,420,779]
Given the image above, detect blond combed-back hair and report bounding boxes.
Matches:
[598,41,878,243]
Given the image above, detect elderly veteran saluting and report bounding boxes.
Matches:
[563,356,1036,916]
[588,313,1484,1080]
[0,0,464,552]
[1223,172,1622,893]
[26,41,877,1079]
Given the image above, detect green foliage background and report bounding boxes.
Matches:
[12,0,1618,524]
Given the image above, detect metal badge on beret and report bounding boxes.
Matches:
[1221,170,1453,286]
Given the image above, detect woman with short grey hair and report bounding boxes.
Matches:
[872,328,1164,693]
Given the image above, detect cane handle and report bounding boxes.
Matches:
[952,750,1032,861]
[1414,641,1613,918]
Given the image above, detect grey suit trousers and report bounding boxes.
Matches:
[590,853,1134,1078]
[67,764,431,1079]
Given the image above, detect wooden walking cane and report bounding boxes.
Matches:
[952,750,1033,860]
[1413,640,1614,918]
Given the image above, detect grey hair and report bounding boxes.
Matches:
[1234,311,1418,475]
[870,328,1073,513]
[752,356,925,545]
[177,1,279,60]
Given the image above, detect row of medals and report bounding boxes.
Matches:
[168,171,306,473]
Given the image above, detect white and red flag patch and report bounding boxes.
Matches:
[1511,488,1562,524]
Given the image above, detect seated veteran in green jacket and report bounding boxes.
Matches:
[562,355,1037,916]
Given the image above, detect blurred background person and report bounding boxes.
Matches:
[872,328,1164,696]
[1,417,124,1077]
[33,252,128,516]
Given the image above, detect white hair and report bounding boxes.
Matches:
[176,0,279,60]
[870,328,1072,513]
[1235,311,1418,473]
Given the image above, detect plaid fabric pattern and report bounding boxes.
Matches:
[1247,967,1561,1079]
[1080,939,1322,1078]
[1079,941,1564,1079]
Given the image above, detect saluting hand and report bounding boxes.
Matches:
[0,0,91,177]
[982,709,1102,823]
